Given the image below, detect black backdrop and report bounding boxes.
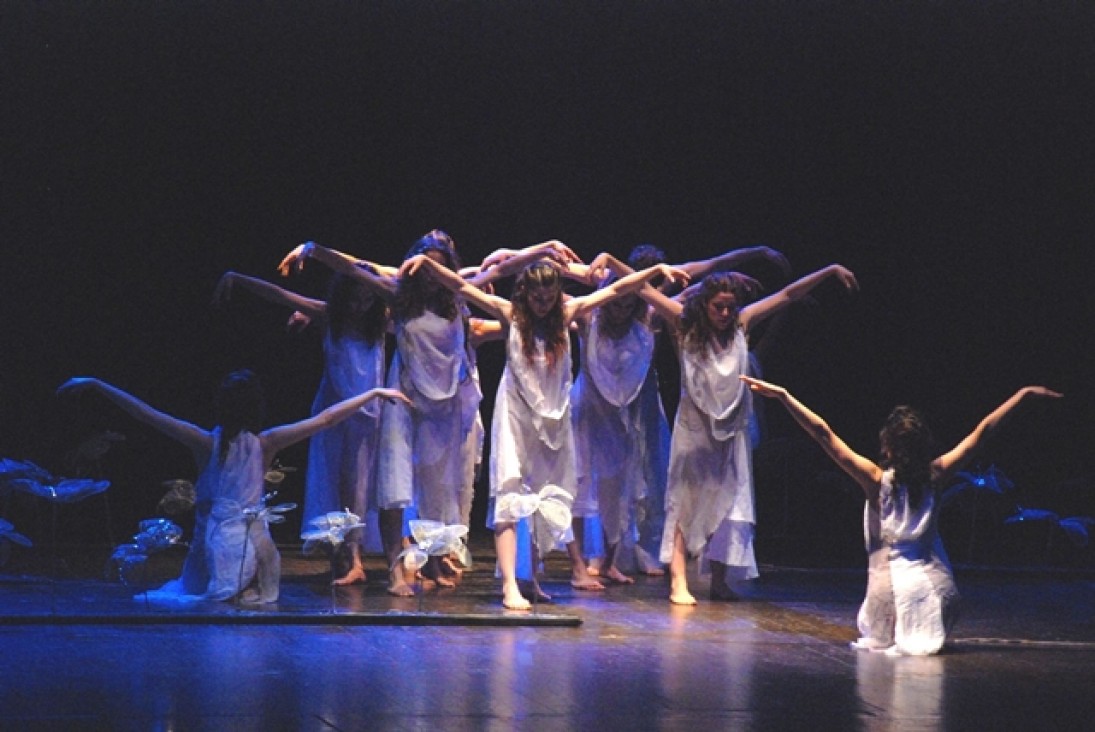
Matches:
[3,2,1092,558]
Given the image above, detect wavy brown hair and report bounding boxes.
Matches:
[393,230,461,322]
[680,272,757,355]
[511,261,568,368]
[879,405,937,507]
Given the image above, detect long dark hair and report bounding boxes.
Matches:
[680,272,755,354]
[213,370,266,460]
[879,405,936,506]
[511,261,568,368]
[326,268,388,344]
[393,230,461,322]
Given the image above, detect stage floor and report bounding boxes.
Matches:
[2,543,1095,730]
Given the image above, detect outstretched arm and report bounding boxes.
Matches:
[399,254,513,322]
[57,378,211,456]
[932,386,1063,484]
[742,375,882,499]
[261,388,412,455]
[278,242,399,296]
[468,240,583,288]
[567,263,690,322]
[678,245,791,282]
[212,272,327,320]
[740,264,858,332]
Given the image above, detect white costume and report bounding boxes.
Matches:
[155,429,280,603]
[490,326,576,517]
[301,334,384,548]
[378,311,480,526]
[855,469,959,656]
[572,313,655,547]
[662,327,757,580]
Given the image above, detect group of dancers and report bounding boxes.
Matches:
[58,230,1062,656]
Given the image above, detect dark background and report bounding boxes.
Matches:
[3,2,1092,564]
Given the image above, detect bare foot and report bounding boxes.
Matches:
[441,555,465,578]
[603,566,635,585]
[332,565,366,586]
[570,576,605,591]
[423,557,457,588]
[502,584,531,610]
[635,546,666,576]
[670,577,697,606]
[387,569,415,597]
[586,565,601,577]
[531,585,552,603]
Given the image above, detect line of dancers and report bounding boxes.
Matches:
[58,230,1061,656]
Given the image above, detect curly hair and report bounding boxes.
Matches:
[214,369,266,460]
[326,267,388,345]
[393,230,462,322]
[511,261,568,368]
[679,272,756,354]
[879,405,937,506]
[627,243,667,270]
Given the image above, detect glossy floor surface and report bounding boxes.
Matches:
[3,543,1095,731]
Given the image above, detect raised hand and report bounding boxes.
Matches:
[57,377,99,397]
[739,375,788,400]
[211,272,237,306]
[1019,386,1064,400]
[655,263,691,288]
[277,242,316,277]
[831,265,859,292]
[368,388,414,408]
[398,254,430,278]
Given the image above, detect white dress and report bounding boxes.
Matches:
[154,429,280,603]
[855,469,959,656]
[662,327,757,580]
[301,333,384,547]
[490,326,576,512]
[572,313,654,545]
[378,311,480,526]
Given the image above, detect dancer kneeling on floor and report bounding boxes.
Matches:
[58,371,409,604]
[742,375,1062,655]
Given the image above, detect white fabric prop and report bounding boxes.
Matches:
[495,485,573,559]
[301,509,367,553]
[395,520,472,572]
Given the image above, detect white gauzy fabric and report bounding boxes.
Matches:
[378,312,480,524]
[661,328,756,579]
[490,326,576,513]
[572,313,654,540]
[301,334,384,548]
[153,429,280,603]
[854,469,959,656]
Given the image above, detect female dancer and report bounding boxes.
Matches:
[569,264,666,583]
[639,264,858,605]
[742,376,1062,654]
[572,244,790,581]
[280,234,569,592]
[400,253,688,609]
[213,268,388,586]
[57,372,408,603]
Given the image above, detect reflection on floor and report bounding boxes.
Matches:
[2,541,1095,730]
